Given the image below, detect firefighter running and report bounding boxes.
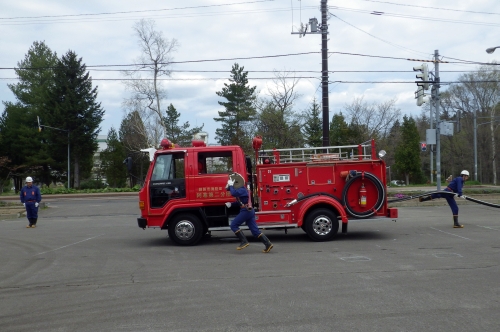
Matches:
[419,170,469,228]
[225,172,273,253]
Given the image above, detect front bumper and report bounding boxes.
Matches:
[137,217,147,229]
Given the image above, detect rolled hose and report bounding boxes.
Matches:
[342,172,386,218]
[388,190,500,209]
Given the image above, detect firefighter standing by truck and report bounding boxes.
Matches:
[419,170,469,228]
[20,176,42,228]
[225,173,273,253]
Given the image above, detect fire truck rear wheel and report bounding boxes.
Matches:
[168,214,203,246]
[304,208,339,242]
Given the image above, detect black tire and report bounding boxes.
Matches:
[168,214,203,246]
[303,208,339,242]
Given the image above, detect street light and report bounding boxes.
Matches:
[37,116,70,189]
[486,46,500,54]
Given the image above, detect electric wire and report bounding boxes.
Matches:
[0,0,276,20]
[355,0,500,17]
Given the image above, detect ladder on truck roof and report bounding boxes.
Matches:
[258,139,377,164]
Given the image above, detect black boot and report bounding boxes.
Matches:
[258,233,273,253]
[235,230,249,250]
[32,218,37,228]
[419,195,432,202]
[26,218,33,228]
[453,216,463,228]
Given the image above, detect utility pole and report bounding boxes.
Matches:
[430,101,434,184]
[433,50,442,190]
[320,0,329,147]
[292,0,329,146]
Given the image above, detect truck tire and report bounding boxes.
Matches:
[304,208,339,242]
[168,214,203,246]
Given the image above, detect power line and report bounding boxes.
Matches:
[356,0,500,16]
[329,13,430,57]
[0,0,276,20]
[329,5,500,28]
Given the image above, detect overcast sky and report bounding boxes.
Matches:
[1,0,499,145]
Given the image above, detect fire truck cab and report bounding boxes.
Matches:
[137,137,398,246]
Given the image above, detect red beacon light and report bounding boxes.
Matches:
[192,140,206,147]
[160,138,175,150]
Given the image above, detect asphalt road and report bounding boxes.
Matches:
[0,197,499,332]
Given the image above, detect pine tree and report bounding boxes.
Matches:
[329,112,350,146]
[163,103,204,146]
[215,63,256,148]
[100,127,127,188]
[394,115,422,185]
[302,98,322,147]
[0,41,58,189]
[44,50,104,188]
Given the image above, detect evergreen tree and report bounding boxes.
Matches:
[44,50,104,188]
[215,63,257,148]
[302,98,322,147]
[394,116,422,185]
[0,41,58,190]
[100,127,127,187]
[255,101,303,149]
[119,110,149,186]
[163,103,204,146]
[329,112,350,146]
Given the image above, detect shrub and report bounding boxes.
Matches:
[79,179,106,190]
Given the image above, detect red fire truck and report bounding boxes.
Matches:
[137,136,398,245]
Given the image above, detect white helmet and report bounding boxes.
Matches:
[26,176,33,182]
[460,170,469,176]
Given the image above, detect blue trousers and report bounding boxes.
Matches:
[431,190,458,215]
[230,208,261,238]
[25,202,39,219]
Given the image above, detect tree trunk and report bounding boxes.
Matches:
[491,118,497,185]
[74,156,80,189]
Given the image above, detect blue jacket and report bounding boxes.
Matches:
[20,185,42,203]
[228,186,250,208]
[446,176,465,196]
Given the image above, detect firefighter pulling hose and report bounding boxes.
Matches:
[388,170,500,229]
[388,190,500,208]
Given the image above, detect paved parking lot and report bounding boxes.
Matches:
[0,196,499,331]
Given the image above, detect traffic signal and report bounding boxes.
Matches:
[414,63,430,90]
[421,142,427,152]
[415,86,428,106]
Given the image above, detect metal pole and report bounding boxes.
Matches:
[430,100,434,184]
[67,131,70,190]
[321,0,330,147]
[474,109,477,181]
[434,50,441,191]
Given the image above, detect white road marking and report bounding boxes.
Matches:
[430,227,470,240]
[476,225,500,231]
[35,234,105,255]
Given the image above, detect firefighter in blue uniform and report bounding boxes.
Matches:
[419,170,469,228]
[20,176,42,228]
[225,172,273,253]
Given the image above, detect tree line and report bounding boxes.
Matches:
[1,19,499,192]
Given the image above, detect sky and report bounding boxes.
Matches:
[1,0,499,145]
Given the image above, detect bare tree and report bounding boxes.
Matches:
[343,96,401,141]
[253,70,304,149]
[123,18,179,147]
[444,65,500,184]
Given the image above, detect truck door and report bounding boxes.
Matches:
[149,152,186,208]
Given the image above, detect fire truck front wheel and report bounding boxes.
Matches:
[168,214,203,246]
[304,208,339,242]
